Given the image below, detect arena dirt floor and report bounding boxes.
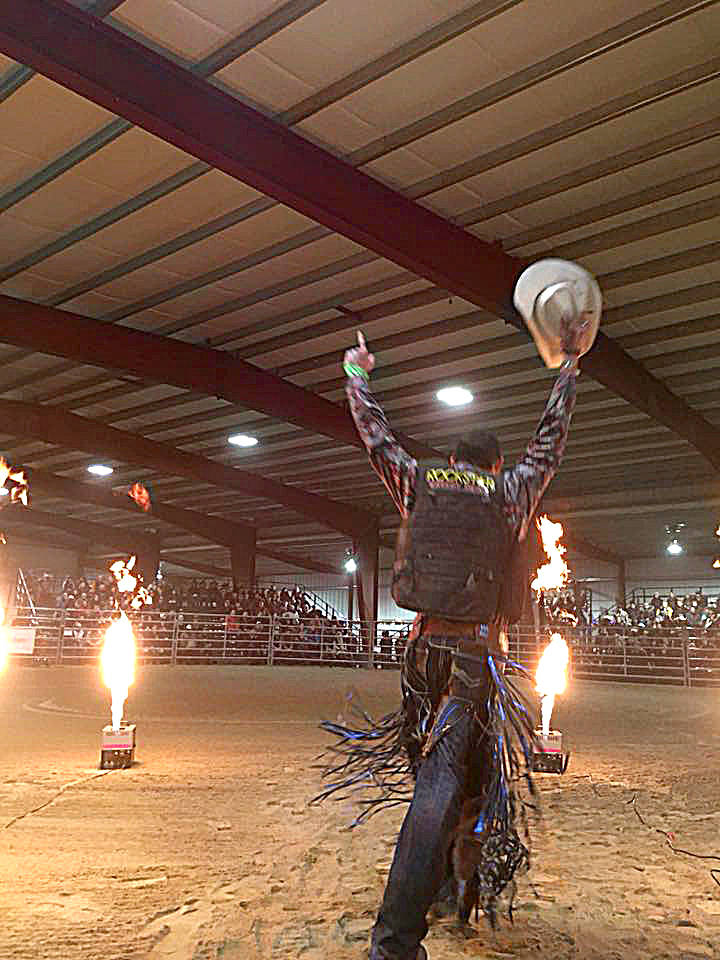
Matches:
[1,664,719,960]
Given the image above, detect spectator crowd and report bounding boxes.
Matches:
[597,589,720,633]
[18,572,405,667]
[542,582,591,627]
[15,572,720,681]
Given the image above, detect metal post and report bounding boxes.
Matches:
[222,614,228,662]
[532,595,542,659]
[683,636,691,687]
[57,609,66,664]
[622,635,627,678]
[268,616,274,666]
[171,612,178,665]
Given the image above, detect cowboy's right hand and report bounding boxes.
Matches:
[343,331,375,374]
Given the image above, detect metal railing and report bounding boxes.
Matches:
[7,608,720,687]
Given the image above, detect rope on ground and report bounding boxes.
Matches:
[629,794,720,887]
[574,775,720,889]
[3,769,116,830]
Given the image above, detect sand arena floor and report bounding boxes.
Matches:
[1,664,719,960]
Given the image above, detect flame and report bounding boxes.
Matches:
[535,633,570,738]
[110,555,152,610]
[0,604,7,673]
[128,482,152,513]
[0,457,29,505]
[101,611,136,730]
[111,555,138,593]
[0,457,29,541]
[531,515,569,593]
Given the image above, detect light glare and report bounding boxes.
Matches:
[88,464,114,477]
[344,557,358,574]
[666,539,683,556]
[228,434,259,448]
[436,386,473,407]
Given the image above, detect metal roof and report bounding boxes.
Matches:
[0,0,718,577]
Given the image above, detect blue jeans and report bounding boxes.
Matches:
[369,703,482,960]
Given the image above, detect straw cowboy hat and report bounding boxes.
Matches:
[513,258,602,368]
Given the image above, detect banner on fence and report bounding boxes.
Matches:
[10,626,36,654]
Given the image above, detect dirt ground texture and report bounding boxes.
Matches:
[1,665,719,960]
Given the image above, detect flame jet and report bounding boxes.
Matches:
[100,611,136,731]
[535,632,570,738]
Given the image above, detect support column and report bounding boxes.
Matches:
[346,574,354,622]
[135,533,161,584]
[354,521,379,624]
[230,530,257,588]
[355,522,379,666]
[617,559,627,608]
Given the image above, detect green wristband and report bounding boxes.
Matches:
[344,362,369,381]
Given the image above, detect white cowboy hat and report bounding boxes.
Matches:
[513,258,602,368]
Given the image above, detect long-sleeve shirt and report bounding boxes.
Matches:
[346,370,576,541]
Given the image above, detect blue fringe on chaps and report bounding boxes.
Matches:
[315,629,539,960]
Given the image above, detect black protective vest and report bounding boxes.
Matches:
[392,461,514,622]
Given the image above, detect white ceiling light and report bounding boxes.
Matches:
[87,464,114,477]
[228,434,259,448]
[344,557,358,574]
[436,386,473,407]
[666,539,683,556]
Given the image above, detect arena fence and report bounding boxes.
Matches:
[8,608,720,688]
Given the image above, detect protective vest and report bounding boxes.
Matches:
[498,522,541,625]
[392,461,514,622]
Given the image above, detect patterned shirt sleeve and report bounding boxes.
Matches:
[346,375,418,518]
[503,370,577,540]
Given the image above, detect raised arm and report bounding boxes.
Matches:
[503,363,577,539]
[344,332,418,518]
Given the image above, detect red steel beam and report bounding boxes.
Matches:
[0,1,717,468]
[157,554,232,578]
[29,469,341,575]
[563,531,622,568]
[30,468,255,545]
[0,295,437,461]
[91,547,232,578]
[23,506,159,555]
[0,0,519,313]
[0,400,371,538]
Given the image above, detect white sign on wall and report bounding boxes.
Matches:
[9,627,35,655]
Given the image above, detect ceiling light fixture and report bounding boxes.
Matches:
[87,464,114,477]
[436,386,473,407]
[228,434,259,448]
[666,539,683,556]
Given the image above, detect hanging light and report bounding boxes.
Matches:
[664,522,686,557]
[436,386,473,407]
[344,557,358,574]
[228,434,258,448]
